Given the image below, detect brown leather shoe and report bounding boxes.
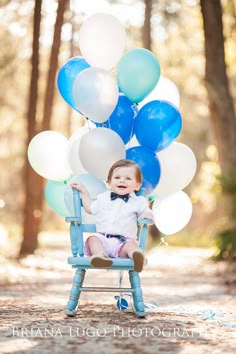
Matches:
[90,254,113,268]
[132,251,145,272]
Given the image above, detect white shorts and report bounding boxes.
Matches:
[84,233,136,258]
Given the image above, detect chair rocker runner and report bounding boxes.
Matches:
[65,189,152,318]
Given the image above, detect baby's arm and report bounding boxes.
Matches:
[139,210,153,221]
[137,197,154,222]
[71,182,93,214]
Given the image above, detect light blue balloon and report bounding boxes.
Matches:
[117,48,161,103]
[135,100,182,152]
[57,56,90,111]
[45,180,70,217]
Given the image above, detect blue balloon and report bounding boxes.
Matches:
[57,56,90,111]
[95,96,138,144]
[116,297,129,311]
[135,100,182,152]
[126,146,161,196]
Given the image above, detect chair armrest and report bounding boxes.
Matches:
[138,218,153,225]
[65,217,81,223]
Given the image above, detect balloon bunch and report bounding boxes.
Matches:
[27,13,196,236]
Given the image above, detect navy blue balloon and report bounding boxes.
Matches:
[57,56,90,111]
[135,100,182,152]
[126,146,161,196]
[94,96,138,144]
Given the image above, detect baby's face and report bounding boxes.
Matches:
[109,166,141,195]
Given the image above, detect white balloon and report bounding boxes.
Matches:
[79,13,126,70]
[155,142,197,197]
[64,174,107,216]
[73,67,119,123]
[27,131,71,181]
[153,191,192,235]
[139,76,180,109]
[69,126,94,176]
[79,128,126,180]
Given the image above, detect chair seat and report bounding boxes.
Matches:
[68,256,135,270]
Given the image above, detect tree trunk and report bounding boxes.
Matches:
[143,0,152,50]
[42,0,68,131]
[200,0,236,177]
[20,0,68,256]
[200,0,236,259]
[20,0,43,256]
[143,0,160,242]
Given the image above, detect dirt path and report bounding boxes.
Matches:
[0,243,236,354]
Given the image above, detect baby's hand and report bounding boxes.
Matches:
[138,213,154,223]
[70,182,84,191]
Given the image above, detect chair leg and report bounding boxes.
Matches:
[129,270,147,318]
[65,269,86,317]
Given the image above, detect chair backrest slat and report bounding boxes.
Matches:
[82,224,97,232]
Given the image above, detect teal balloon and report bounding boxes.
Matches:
[117,48,161,103]
[45,180,70,217]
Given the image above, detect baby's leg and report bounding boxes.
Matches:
[87,236,113,268]
[87,236,106,255]
[118,240,145,273]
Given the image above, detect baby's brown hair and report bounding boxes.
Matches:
[107,159,142,185]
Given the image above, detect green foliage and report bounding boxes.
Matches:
[217,174,236,195]
[147,229,215,250]
[211,174,236,261]
[168,231,214,248]
[213,228,236,261]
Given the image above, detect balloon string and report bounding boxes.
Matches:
[127,103,138,148]
[118,270,123,288]
[85,117,91,130]
[158,234,168,247]
[117,270,124,301]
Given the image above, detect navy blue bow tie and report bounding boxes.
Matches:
[110,192,130,203]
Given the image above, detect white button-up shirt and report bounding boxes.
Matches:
[90,191,152,239]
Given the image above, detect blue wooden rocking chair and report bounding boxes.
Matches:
[65,189,152,318]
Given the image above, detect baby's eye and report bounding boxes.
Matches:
[114,176,120,179]
[126,177,131,180]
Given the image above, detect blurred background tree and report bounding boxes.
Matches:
[20,0,68,255]
[200,0,236,260]
[0,0,235,259]
[20,0,43,255]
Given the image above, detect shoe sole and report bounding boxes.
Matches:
[133,251,144,272]
[90,256,113,268]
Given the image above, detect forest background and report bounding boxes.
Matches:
[0,0,235,260]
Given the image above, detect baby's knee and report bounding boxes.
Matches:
[125,239,139,249]
[87,235,99,244]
